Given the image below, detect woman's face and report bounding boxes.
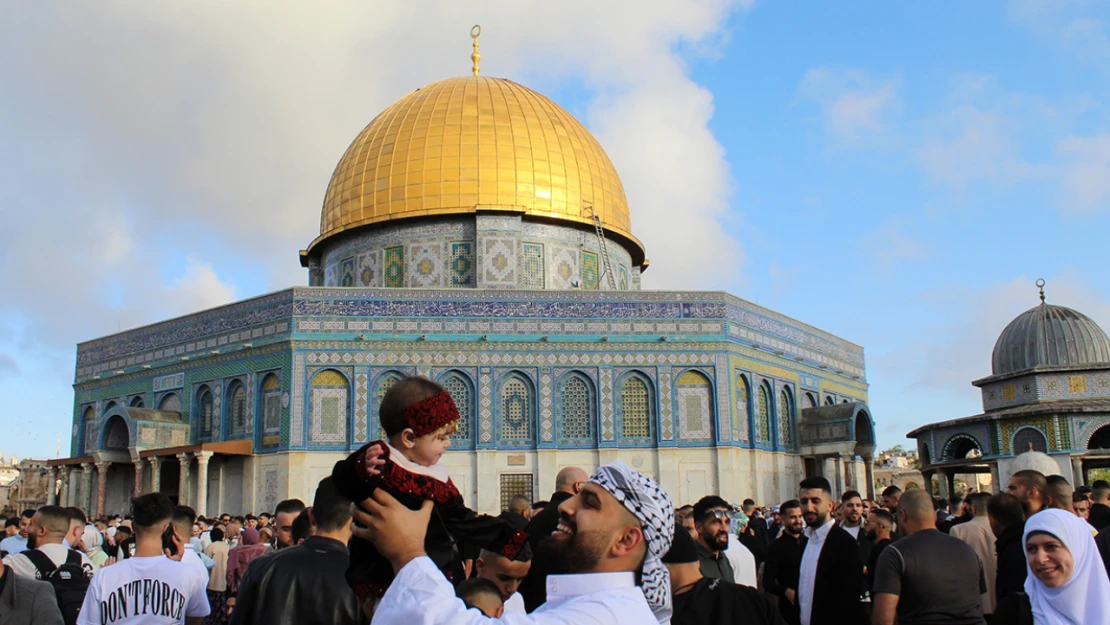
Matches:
[1026,533,1074,588]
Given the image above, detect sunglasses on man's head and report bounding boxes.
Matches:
[700,509,730,522]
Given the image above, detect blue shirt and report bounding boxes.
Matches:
[0,534,27,554]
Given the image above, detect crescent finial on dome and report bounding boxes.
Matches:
[470,25,482,77]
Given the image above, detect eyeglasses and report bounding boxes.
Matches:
[700,509,730,522]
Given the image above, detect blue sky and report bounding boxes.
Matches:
[2,1,1109,460]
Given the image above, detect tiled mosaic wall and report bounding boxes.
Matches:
[982,371,1110,411]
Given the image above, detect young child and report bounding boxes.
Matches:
[331,375,527,600]
[456,578,505,618]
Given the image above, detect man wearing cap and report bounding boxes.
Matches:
[359,461,674,624]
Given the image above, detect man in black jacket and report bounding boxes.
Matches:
[517,466,588,612]
[763,499,807,625]
[796,477,864,625]
[736,498,770,565]
[1088,480,1110,530]
[987,492,1027,604]
[229,478,364,625]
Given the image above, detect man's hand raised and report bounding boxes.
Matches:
[350,489,433,574]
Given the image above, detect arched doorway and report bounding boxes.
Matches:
[102,416,130,450]
[944,435,982,461]
[1089,425,1110,451]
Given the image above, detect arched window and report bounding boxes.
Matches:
[227,381,247,438]
[804,392,817,409]
[735,375,751,442]
[129,396,144,408]
[310,370,349,445]
[1013,427,1048,454]
[676,370,713,442]
[82,407,96,454]
[756,385,771,443]
[196,387,214,440]
[620,375,652,440]
[441,373,473,442]
[158,393,181,412]
[558,374,593,441]
[824,395,835,406]
[261,374,281,436]
[374,373,403,438]
[500,375,534,441]
[778,388,793,448]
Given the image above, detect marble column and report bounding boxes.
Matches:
[95,461,111,518]
[133,458,145,498]
[46,467,58,505]
[937,470,950,498]
[989,464,1001,494]
[194,452,213,517]
[80,463,93,514]
[177,453,192,506]
[863,457,876,500]
[67,468,78,507]
[1072,456,1086,488]
[833,455,844,496]
[148,457,162,494]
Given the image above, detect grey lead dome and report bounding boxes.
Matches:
[991,303,1110,376]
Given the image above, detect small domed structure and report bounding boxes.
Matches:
[991,302,1110,376]
[1004,450,1062,484]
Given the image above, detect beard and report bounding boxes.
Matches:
[706,530,729,551]
[865,528,877,540]
[536,525,609,575]
[26,532,38,550]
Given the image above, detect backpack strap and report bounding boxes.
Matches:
[23,549,57,577]
[64,549,82,567]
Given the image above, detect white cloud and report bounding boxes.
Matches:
[864,218,930,268]
[1008,1,1110,69]
[917,106,1036,187]
[1055,133,1110,213]
[796,68,900,142]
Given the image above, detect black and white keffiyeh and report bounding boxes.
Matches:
[590,462,675,623]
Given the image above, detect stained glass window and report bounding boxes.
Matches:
[756,385,770,443]
[560,375,592,440]
[262,374,281,435]
[228,382,247,437]
[735,376,750,442]
[779,389,793,447]
[620,376,651,439]
[501,376,532,440]
[442,374,471,441]
[197,388,214,440]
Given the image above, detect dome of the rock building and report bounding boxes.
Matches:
[307,75,644,265]
[991,301,1110,376]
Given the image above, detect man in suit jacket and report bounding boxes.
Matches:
[796,477,864,625]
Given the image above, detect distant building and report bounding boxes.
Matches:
[910,282,1110,495]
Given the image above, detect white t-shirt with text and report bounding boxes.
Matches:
[76,555,210,625]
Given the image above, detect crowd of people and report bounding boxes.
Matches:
[3,376,1109,624]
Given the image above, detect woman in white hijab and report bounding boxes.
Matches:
[81,525,109,570]
[993,508,1110,624]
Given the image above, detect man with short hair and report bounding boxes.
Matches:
[78,493,209,625]
[1006,469,1047,517]
[475,539,532,613]
[872,489,986,625]
[257,512,271,530]
[1074,491,1091,520]
[290,509,313,545]
[172,506,215,579]
[1,509,35,555]
[949,491,997,619]
[693,495,735,584]
[272,499,306,550]
[229,479,366,625]
[63,508,85,551]
[2,506,95,580]
[880,486,901,512]
[863,508,894,596]
[244,514,257,529]
[736,498,770,564]
[519,465,589,611]
[1088,480,1110,530]
[1,517,25,554]
[796,477,863,625]
[764,499,807,625]
[1044,475,1075,512]
[363,461,676,624]
[503,494,533,526]
[987,492,1027,603]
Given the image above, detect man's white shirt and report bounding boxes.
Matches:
[2,543,95,580]
[798,517,835,625]
[76,554,210,625]
[374,556,659,624]
[725,535,758,587]
[840,522,861,539]
[504,592,526,613]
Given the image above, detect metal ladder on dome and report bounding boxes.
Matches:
[584,204,617,290]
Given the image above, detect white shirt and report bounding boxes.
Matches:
[182,545,210,579]
[2,543,96,580]
[504,592,526,613]
[374,556,658,624]
[798,518,835,625]
[77,555,210,625]
[725,535,758,587]
[840,522,861,539]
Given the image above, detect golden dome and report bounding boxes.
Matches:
[309,76,643,261]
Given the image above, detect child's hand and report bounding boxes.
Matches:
[364,443,387,476]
